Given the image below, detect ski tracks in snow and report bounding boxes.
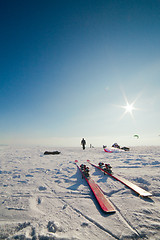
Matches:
[45,172,141,240]
[50,186,118,240]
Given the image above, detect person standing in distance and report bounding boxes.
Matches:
[81,138,86,150]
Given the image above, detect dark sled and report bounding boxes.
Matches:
[120,147,130,151]
[44,151,61,155]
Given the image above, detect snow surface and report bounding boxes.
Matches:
[0,145,160,239]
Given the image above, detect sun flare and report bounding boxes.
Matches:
[121,101,136,118]
[116,90,141,120]
[124,103,134,114]
[119,93,139,119]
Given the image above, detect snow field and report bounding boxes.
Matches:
[0,145,160,239]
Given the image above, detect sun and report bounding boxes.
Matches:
[121,101,136,118]
[116,90,141,120]
[119,94,138,119]
[124,103,134,114]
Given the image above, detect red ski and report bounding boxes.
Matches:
[75,160,115,213]
[87,160,152,197]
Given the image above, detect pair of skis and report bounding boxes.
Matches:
[75,160,152,213]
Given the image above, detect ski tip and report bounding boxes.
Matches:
[102,206,116,213]
[75,160,78,163]
[87,159,90,163]
[140,193,152,197]
[105,210,116,214]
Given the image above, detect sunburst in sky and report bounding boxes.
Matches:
[122,102,135,116]
[119,93,139,120]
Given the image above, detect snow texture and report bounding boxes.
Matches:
[0,145,160,239]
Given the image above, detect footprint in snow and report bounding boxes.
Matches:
[38,186,47,191]
[47,221,62,233]
[37,197,41,204]
[63,204,67,210]
[81,222,89,227]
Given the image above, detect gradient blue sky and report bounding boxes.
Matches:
[1,0,160,147]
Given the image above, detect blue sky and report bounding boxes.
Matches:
[0,0,160,147]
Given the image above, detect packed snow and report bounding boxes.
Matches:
[0,145,160,239]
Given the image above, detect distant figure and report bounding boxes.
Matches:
[81,138,86,150]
